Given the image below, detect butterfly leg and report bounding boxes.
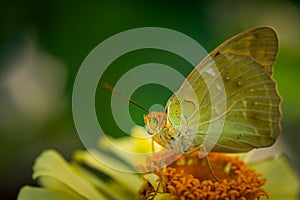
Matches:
[205,154,220,182]
[200,145,220,182]
[149,153,166,200]
[151,137,155,156]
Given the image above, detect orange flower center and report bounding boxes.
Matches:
[138,152,268,200]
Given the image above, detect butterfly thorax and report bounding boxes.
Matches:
[144,112,178,147]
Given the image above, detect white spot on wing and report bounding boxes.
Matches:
[205,68,216,76]
[242,100,247,108]
[242,100,247,118]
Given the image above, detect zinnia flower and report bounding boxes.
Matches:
[138,152,268,200]
[18,126,299,200]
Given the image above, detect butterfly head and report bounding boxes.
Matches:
[144,112,167,135]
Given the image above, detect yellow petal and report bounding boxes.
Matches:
[71,162,135,200]
[17,186,75,200]
[142,173,164,193]
[153,193,172,200]
[37,176,85,199]
[98,126,161,153]
[73,150,144,194]
[32,149,107,200]
[249,155,300,200]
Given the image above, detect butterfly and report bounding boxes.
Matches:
[144,27,281,155]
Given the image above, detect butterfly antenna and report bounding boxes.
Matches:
[101,82,149,113]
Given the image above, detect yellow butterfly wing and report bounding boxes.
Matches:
[166,27,281,153]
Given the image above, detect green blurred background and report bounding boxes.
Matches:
[1,0,300,199]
